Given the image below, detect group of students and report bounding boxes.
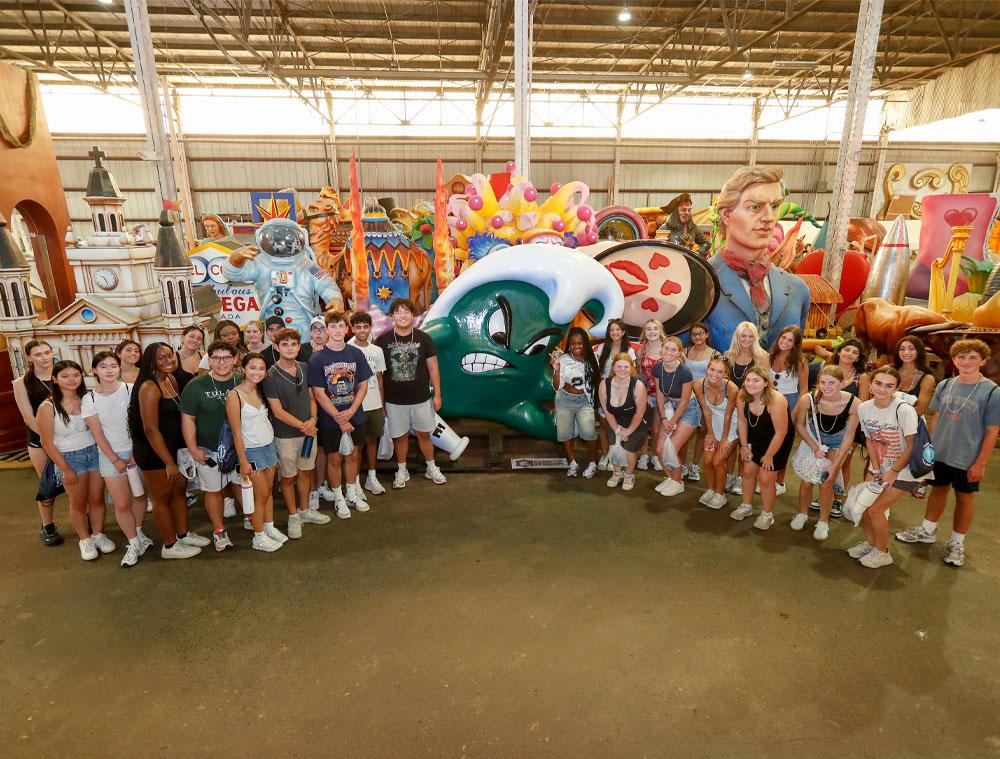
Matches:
[551,318,999,570]
[14,297,446,566]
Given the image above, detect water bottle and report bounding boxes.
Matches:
[301,435,314,457]
[240,476,255,515]
[126,465,145,498]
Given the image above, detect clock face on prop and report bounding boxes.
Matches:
[94,268,119,291]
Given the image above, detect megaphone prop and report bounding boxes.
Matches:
[377,413,470,462]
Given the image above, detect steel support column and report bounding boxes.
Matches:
[748,96,762,166]
[868,120,891,217]
[610,95,624,205]
[324,91,341,192]
[513,0,532,176]
[123,0,179,210]
[162,82,196,248]
[822,0,884,311]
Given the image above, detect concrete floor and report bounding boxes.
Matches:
[2,456,1000,758]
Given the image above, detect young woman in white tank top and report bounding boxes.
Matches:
[227,354,286,552]
[37,360,114,561]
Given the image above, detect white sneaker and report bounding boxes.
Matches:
[347,485,370,512]
[425,465,447,484]
[847,540,875,559]
[607,471,625,488]
[392,468,410,489]
[637,455,649,470]
[725,473,735,492]
[299,509,331,525]
[223,497,236,518]
[137,532,154,556]
[698,490,717,506]
[813,521,829,541]
[251,533,283,552]
[146,498,153,513]
[161,541,200,559]
[582,462,598,479]
[730,503,753,521]
[364,474,386,495]
[790,513,808,531]
[317,483,337,500]
[287,513,303,539]
[622,473,635,491]
[179,531,211,547]
[243,517,253,531]
[121,543,140,568]
[308,490,320,511]
[651,456,663,472]
[708,491,728,510]
[597,455,609,471]
[566,461,579,477]
[731,477,743,495]
[334,494,351,519]
[775,482,787,496]
[92,532,116,554]
[753,511,775,531]
[654,477,671,494]
[264,524,288,544]
[686,464,701,482]
[755,483,761,494]
[859,548,893,568]
[79,538,99,561]
[681,464,689,479]
[658,479,684,497]
[353,480,369,501]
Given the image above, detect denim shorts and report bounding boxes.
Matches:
[818,428,845,450]
[668,399,701,428]
[244,442,278,471]
[56,444,99,476]
[555,389,597,442]
[98,447,132,478]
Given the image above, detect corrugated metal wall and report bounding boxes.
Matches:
[54,135,999,236]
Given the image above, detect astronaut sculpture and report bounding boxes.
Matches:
[222,217,344,339]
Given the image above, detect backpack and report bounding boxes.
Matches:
[895,399,934,478]
[216,419,239,473]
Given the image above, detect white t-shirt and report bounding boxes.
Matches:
[595,344,637,379]
[558,354,592,399]
[81,383,133,452]
[348,338,386,411]
[857,398,924,482]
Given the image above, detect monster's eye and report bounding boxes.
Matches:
[523,336,550,355]
[487,296,512,348]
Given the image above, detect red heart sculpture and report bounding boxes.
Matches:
[659,279,682,296]
[944,207,977,226]
[648,252,671,270]
[641,297,659,313]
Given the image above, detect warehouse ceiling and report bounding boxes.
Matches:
[2,0,999,105]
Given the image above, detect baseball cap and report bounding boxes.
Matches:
[309,316,327,330]
[264,316,284,330]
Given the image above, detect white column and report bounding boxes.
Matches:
[123,0,179,208]
[822,0,884,311]
[513,0,532,176]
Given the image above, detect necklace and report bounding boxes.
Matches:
[703,377,726,406]
[943,377,983,419]
[731,361,750,385]
[273,363,304,394]
[816,393,845,433]
[840,368,857,389]
[747,400,765,428]
[660,361,679,399]
[209,374,233,405]
[393,329,415,348]
[156,374,180,408]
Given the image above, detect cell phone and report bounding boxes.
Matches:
[205,458,217,468]
[249,461,258,471]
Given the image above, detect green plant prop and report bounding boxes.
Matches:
[960,255,994,294]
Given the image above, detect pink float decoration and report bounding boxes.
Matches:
[491,214,504,229]
[455,218,468,231]
[523,185,538,202]
[468,196,484,211]
[550,183,561,194]
[577,205,593,222]
[505,161,516,173]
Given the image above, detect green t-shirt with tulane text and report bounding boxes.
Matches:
[179,372,243,450]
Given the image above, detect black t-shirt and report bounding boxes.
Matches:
[373,328,437,405]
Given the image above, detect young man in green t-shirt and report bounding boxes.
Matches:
[180,340,243,552]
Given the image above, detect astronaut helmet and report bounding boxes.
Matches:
[255,218,308,258]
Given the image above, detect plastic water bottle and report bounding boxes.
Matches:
[126,465,145,498]
[240,476,254,515]
[301,435,314,458]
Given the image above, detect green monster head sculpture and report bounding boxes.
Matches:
[421,244,625,440]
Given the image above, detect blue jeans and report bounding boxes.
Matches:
[555,390,597,442]
[244,442,278,471]
[56,444,99,476]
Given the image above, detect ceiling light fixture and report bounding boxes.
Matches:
[618,5,632,22]
[742,68,754,80]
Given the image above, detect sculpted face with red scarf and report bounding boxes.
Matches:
[705,166,811,353]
